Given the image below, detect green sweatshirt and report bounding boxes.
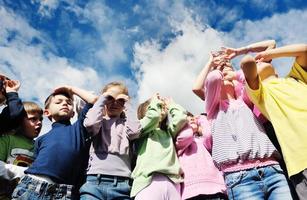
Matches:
[131,97,187,197]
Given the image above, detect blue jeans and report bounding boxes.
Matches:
[224,164,292,200]
[79,175,131,200]
[11,175,77,200]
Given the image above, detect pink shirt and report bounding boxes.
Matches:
[175,115,226,199]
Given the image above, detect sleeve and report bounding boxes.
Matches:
[0,160,27,180]
[175,124,194,156]
[83,95,105,135]
[197,115,213,153]
[244,75,263,105]
[139,97,162,137]
[204,70,222,119]
[167,103,188,138]
[0,135,9,161]
[124,105,142,140]
[0,92,26,133]
[287,61,307,84]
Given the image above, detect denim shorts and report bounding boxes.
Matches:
[11,175,77,200]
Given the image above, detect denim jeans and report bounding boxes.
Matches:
[11,175,77,200]
[79,175,131,200]
[224,164,292,200]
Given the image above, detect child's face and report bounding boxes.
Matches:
[21,112,43,139]
[104,86,127,117]
[45,94,74,122]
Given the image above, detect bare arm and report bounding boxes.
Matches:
[54,86,98,104]
[223,40,276,59]
[192,54,214,100]
[255,44,307,69]
[240,55,259,90]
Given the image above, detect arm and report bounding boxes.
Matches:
[83,95,106,135]
[53,86,98,104]
[223,40,276,59]
[192,54,215,100]
[0,160,27,180]
[175,124,194,156]
[124,104,142,140]
[167,102,188,138]
[240,55,259,90]
[204,70,223,119]
[255,44,307,69]
[139,97,162,137]
[0,80,26,132]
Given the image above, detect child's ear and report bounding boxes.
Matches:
[44,109,51,117]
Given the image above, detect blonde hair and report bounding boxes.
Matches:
[101,82,129,96]
[23,101,43,116]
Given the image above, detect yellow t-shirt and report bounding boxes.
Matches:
[246,62,307,177]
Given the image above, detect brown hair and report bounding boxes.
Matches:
[44,92,73,109]
[101,82,129,96]
[137,99,151,120]
[23,101,43,116]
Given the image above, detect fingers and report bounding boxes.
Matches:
[5,80,21,92]
[53,86,73,96]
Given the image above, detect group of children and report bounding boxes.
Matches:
[0,40,307,200]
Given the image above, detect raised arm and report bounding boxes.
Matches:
[255,44,307,69]
[192,54,215,100]
[139,97,162,137]
[53,85,98,104]
[223,40,276,59]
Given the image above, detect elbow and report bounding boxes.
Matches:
[268,40,276,49]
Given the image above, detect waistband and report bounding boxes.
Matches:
[20,175,75,197]
[87,174,132,184]
[221,158,279,173]
[28,174,56,184]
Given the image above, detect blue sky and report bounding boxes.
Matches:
[1,0,307,132]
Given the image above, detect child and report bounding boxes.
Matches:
[0,101,43,200]
[240,43,307,199]
[0,75,26,134]
[175,113,227,200]
[131,94,187,200]
[12,85,97,200]
[79,82,141,200]
[193,47,292,199]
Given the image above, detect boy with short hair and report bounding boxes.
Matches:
[0,75,26,134]
[0,101,43,200]
[12,85,97,200]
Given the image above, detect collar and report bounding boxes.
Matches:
[52,120,71,128]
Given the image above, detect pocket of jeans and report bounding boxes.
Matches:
[225,171,246,188]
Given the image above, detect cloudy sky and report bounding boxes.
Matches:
[1,0,307,133]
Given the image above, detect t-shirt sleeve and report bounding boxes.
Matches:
[287,61,307,84]
[0,135,9,161]
[245,75,263,106]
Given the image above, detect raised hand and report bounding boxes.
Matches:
[53,85,73,97]
[5,80,21,93]
[221,47,239,59]
[255,51,272,62]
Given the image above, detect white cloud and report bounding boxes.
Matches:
[34,0,60,17]
[133,7,307,115]
[133,15,224,114]
[224,9,307,76]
